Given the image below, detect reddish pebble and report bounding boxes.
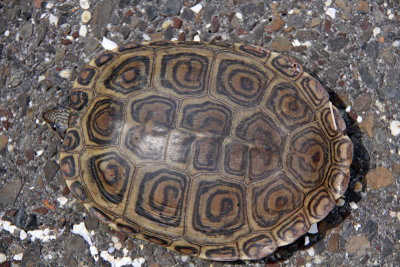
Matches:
[62,186,70,196]
[178,32,186,41]
[24,149,35,161]
[2,121,12,130]
[296,256,305,265]
[56,66,62,71]
[360,17,369,30]
[338,80,345,87]
[173,17,182,29]
[237,28,248,35]
[61,39,72,45]
[34,207,49,215]
[71,31,79,39]
[228,12,235,22]
[43,199,55,211]
[125,9,134,17]
[324,19,331,32]
[264,25,272,34]
[211,16,220,33]
[16,159,25,165]
[34,0,43,8]
[0,109,13,119]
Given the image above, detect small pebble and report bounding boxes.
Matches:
[111,235,119,244]
[81,11,92,23]
[143,34,151,41]
[190,3,202,13]
[20,230,27,240]
[350,202,358,209]
[57,196,68,206]
[308,223,318,234]
[59,69,71,79]
[162,20,172,29]
[235,12,243,20]
[80,0,90,9]
[108,246,115,254]
[46,2,54,9]
[336,198,345,206]
[356,116,363,123]
[79,25,87,37]
[193,35,200,42]
[390,121,400,136]
[49,14,59,26]
[373,27,381,37]
[354,182,363,192]
[304,236,310,245]
[13,253,23,261]
[102,37,118,50]
[326,8,336,18]
[306,247,315,256]
[114,242,123,250]
[0,252,6,264]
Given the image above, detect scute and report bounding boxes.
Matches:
[59,41,353,261]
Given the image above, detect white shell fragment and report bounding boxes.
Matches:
[390,120,400,136]
[190,4,202,13]
[81,11,92,24]
[102,37,118,50]
[80,0,90,9]
[308,223,319,234]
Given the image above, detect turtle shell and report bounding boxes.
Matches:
[60,42,353,261]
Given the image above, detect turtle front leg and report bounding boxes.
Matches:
[42,106,70,140]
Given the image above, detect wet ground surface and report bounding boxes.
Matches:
[0,0,399,266]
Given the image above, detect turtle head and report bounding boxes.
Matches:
[42,106,70,140]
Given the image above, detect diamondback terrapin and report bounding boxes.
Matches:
[43,41,353,261]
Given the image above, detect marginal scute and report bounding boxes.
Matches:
[61,129,82,152]
[238,233,277,260]
[201,245,239,261]
[94,51,116,68]
[68,180,88,202]
[317,102,347,138]
[325,164,350,199]
[297,73,329,108]
[331,135,353,166]
[76,66,98,87]
[60,154,79,180]
[268,53,303,80]
[234,43,270,62]
[304,187,335,223]
[274,211,310,246]
[94,50,153,97]
[70,88,93,112]
[173,239,200,257]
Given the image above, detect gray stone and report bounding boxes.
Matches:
[91,0,115,38]
[358,65,377,89]
[374,128,386,146]
[35,19,47,47]
[146,5,158,21]
[181,8,194,21]
[162,0,181,16]
[0,18,6,35]
[43,160,59,182]
[287,15,306,28]
[364,219,378,241]
[240,3,257,16]
[19,22,33,41]
[382,238,394,258]
[328,36,349,52]
[0,179,22,209]
[164,26,173,40]
[365,41,379,60]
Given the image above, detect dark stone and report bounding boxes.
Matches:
[35,19,47,47]
[19,22,33,41]
[15,206,28,229]
[0,18,6,35]
[395,229,400,240]
[161,0,181,16]
[67,234,88,255]
[240,3,257,16]
[92,0,115,38]
[43,160,59,182]
[374,128,386,146]
[365,41,379,59]
[210,16,220,33]
[181,8,194,21]
[364,220,378,241]
[328,36,349,52]
[382,67,400,99]
[146,5,158,21]
[164,26,173,40]
[350,80,360,90]
[20,246,41,266]
[358,65,377,89]
[25,214,39,230]
[118,0,130,8]
[0,179,22,210]
[84,213,99,231]
[382,238,394,258]
[287,14,305,28]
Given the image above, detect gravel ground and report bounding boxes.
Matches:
[0,0,399,266]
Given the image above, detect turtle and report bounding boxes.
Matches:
[43,41,353,261]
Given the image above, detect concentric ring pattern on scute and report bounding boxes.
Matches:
[60,42,353,261]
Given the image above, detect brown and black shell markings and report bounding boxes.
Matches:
[59,42,353,261]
